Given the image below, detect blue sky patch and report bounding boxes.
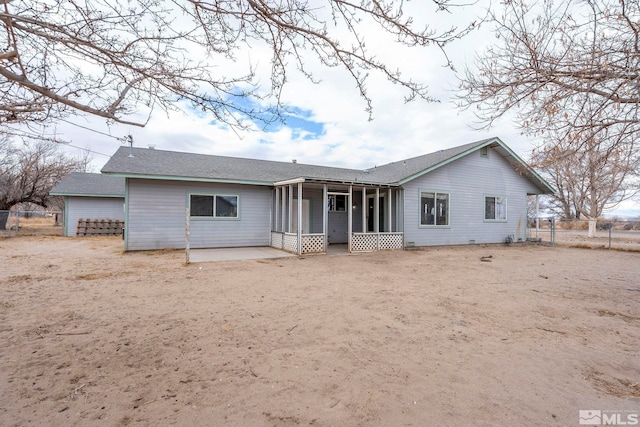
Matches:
[211,92,325,139]
[262,107,325,139]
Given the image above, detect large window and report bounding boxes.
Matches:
[190,194,238,218]
[485,196,507,221]
[420,191,449,226]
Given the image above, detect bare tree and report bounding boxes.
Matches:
[531,131,640,237]
[0,0,478,135]
[457,0,640,235]
[0,137,85,229]
[457,0,640,151]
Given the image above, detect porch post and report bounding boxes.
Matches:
[281,186,287,233]
[375,187,380,249]
[535,195,540,238]
[288,184,293,233]
[297,182,303,255]
[348,185,353,252]
[388,188,392,232]
[323,184,328,252]
[399,189,404,235]
[375,188,380,232]
[361,187,366,232]
[274,187,280,232]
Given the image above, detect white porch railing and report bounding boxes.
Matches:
[271,231,326,254]
[351,232,403,252]
[271,231,403,253]
[301,233,324,253]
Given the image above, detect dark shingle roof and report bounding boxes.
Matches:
[50,172,125,197]
[101,146,386,185]
[100,138,554,193]
[364,139,492,184]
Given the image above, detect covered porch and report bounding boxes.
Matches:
[269,178,404,255]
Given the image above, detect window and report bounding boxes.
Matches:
[328,194,347,212]
[190,195,214,217]
[420,191,449,226]
[480,146,489,157]
[190,194,238,218]
[485,196,507,221]
[215,195,238,217]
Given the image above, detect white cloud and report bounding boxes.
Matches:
[53,2,539,173]
[40,1,637,219]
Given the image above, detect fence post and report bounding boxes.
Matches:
[6,211,12,237]
[535,195,539,239]
[550,218,555,246]
[185,207,190,264]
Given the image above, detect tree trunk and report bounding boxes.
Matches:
[0,211,9,231]
[587,218,597,238]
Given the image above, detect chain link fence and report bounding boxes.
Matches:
[0,210,64,238]
[527,218,640,250]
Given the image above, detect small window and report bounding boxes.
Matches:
[480,146,489,157]
[190,195,214,217]
[216,195,238,217]
[485,196,507,220]
[190,194,238,218]
[420,191,449,226]
[328,195,347,212]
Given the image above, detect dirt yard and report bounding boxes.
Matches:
[1,237,639,426]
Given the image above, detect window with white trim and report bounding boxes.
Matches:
[190,194,238,218]
[485,196,507,220]
[328,194,347,212]
[420,191,449,226]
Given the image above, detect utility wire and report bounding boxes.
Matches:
[57,118,130,142]
[3,120,124,160]
[60,142,112,157]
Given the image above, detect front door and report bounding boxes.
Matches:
[367,195,385,232]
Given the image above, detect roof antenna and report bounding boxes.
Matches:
[123,135,134,157]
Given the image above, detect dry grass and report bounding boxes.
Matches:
[1,216,63,238]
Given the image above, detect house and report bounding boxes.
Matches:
[100,137,554,253]
[50,172,125,236]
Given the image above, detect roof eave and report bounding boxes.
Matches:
[50,192,124,198]
[491,141,556,195]
[101,172,274,187]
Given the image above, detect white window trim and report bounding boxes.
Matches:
[189,193,240,220]
[328,194,347,212]
[484,195,507,222]
[419,189,450,227]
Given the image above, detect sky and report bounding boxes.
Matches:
[49,1,639,217]
[55,2,525,166]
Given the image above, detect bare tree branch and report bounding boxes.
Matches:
[457,0,640,145]
[0,135,89,229]
[0,0,479,133]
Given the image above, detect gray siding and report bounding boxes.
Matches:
[304,187,324,234]
[403,149,538,246]
[126,179,272,251]
[65,196,125,236]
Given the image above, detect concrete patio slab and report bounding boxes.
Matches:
[188,246,296,263]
